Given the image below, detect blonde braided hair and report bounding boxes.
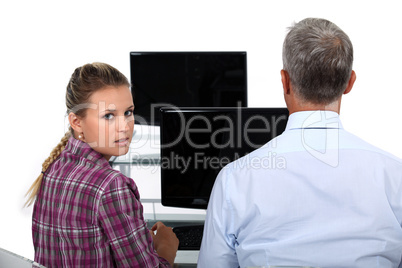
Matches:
[25,131,71,207]
[25,62,130,207]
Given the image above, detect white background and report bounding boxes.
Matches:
[1,0,401,260]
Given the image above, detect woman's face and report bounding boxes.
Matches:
[77,85,135,160]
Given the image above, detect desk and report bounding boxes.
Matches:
[0,248,45,268]
[174,262,197,268]
[174,252,199,267]
[0,247,197,268]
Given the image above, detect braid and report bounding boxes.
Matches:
[25,131,71,207]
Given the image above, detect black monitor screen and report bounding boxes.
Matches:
[130,52,247,125]
[160,107,289,209]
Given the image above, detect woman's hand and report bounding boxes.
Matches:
[150,221,179,266]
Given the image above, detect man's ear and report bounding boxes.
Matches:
[281,69,291,95]
[68,112,83,134]
[344,70,356,95]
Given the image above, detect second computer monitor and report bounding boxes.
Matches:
[160,107,289,209]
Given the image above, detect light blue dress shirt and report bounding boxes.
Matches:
[198,111,402,268]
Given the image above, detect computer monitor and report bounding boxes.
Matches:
[130,52,247,125]
[160,107,289,209]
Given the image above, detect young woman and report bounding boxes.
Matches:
[26,62,179,267]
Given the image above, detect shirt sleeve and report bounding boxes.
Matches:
[98,175,171,268]
[197,167,239,268]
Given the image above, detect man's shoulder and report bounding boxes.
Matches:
[340,130,402,164]
[222,129,402,174]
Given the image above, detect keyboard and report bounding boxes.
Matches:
[173,224,204,250]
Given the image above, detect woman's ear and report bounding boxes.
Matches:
[68,112,83,134]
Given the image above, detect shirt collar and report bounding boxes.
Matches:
[64,136,111,168]
[285,110,344,131]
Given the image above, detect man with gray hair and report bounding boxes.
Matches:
[198,18,402,267]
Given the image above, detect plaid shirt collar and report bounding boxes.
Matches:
[65,136,111,169]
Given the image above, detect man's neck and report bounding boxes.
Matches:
[287,99,341,115]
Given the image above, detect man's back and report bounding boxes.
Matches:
[198,111,402,267]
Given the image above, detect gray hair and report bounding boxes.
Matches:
[282,18,353,104]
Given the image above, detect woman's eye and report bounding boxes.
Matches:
[104,113,114,120]
[125,110,134,116]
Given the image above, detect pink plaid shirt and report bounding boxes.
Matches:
[32,137,170,267]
